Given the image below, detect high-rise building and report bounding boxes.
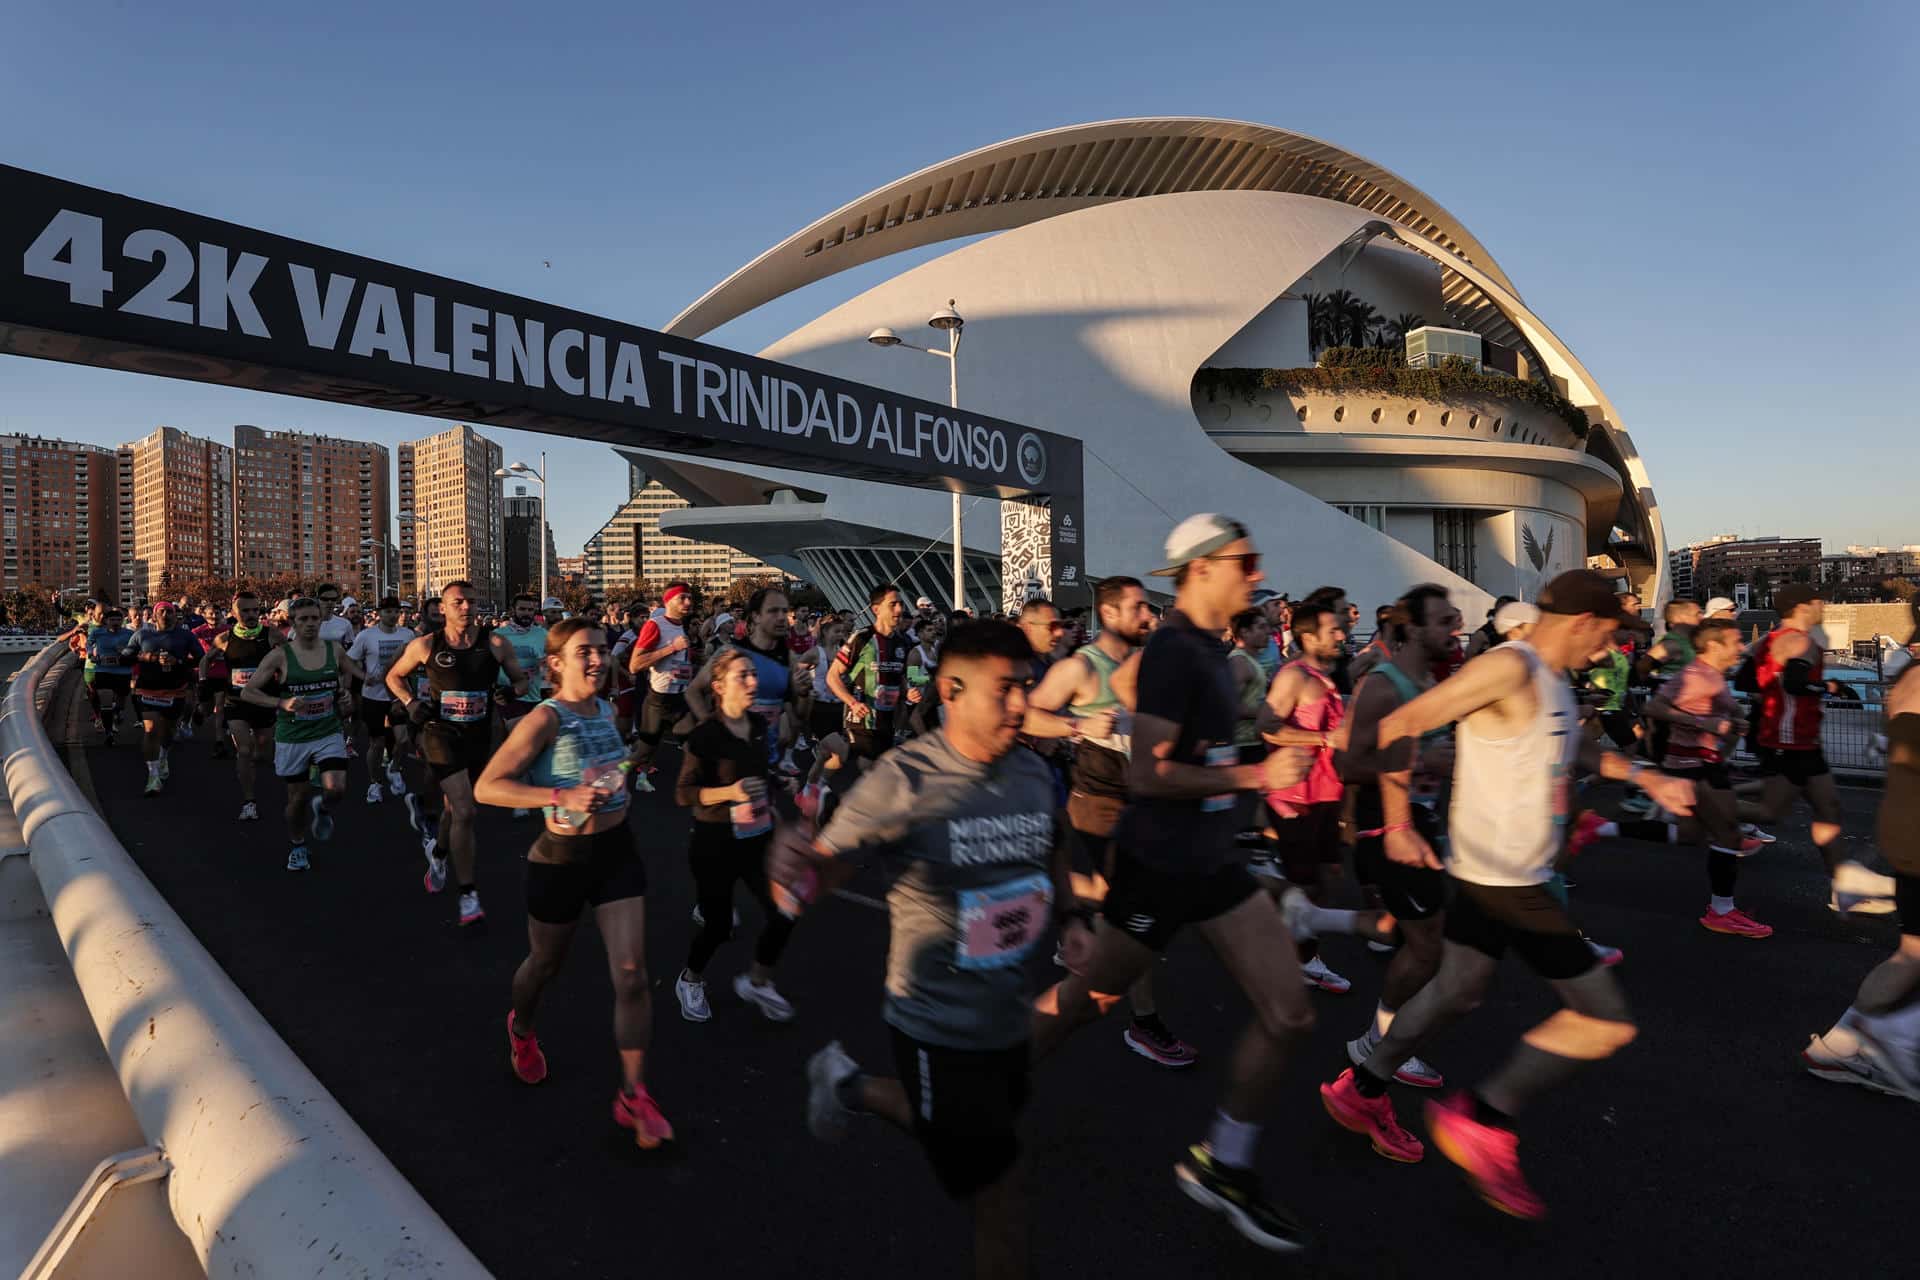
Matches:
[583,478,774,598]
[232,425,390,597]
[555,555,586,582]
[0,435,118,595]
[1683,535,1823,605]
[503,485,560,601]
[116,427,233,602]
[396,425,504,604]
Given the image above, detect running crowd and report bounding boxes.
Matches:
[57,515,1920,1275]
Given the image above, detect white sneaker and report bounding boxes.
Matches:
[733,973,795,1022]
[237,801,259,821]
[632,772,655,794]
[366,782,384,804]
[1739,823,1776,844]
[1345,1036,1444,1088]
[1832,862,1898,914]
[286,846,310,872]
[676,972,712,1022]
[309,793,334,842]
[1855,1019,1920,1102]
[457,889,485,926]
[1803,1031,1909,1097]
[385,767,407,797]
[1300,954,1351,993]
[178,720,194,741]
[690,903,742,928]
[805,1040,860,1142]
[422,853,448,895]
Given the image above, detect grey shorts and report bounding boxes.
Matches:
[275,733,351,781]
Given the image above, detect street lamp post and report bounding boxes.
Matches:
[869,300,966,611]
[495,453,548,606]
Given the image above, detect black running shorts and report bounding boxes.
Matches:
[889,1026,1030,1200]
[1101,847,1262,953]
[1897,872,1919,940]
[132,688,184,722]
[1272,801,1344,885]
[524,825,648,924]
[422,722,492,782]
[229,701,276,733]
[1353,806,1449,922]
[360,697,396,734]
[89,671,131,695]
[1444,879,1596,980]
[1759,747,1829,787]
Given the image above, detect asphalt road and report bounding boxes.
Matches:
[53,678,1907,1279]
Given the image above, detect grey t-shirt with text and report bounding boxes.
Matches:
[820,730,1060,1050]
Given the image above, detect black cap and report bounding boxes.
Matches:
[1773,583,1823,615]
[1537,570,1631,621]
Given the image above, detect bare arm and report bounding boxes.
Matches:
[238,649,290,710]
[1376,648,1529,753]
[826,653,868,723]
[1021,653,1104,739]
[683,653,720,721]
[1127,712,1280,798]
[490,633,529,697]
[1333,675,1410,786]
[474,708,572,811]
[385,634,430,704]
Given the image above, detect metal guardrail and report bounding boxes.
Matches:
[0,641,490,1278]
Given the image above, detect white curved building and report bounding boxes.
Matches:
[628,118,1664,617]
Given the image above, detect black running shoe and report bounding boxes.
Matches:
[1174,1144,1311,1253]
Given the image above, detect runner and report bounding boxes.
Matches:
[1335,584,1462,1091]
[1805,604,1920,1099]
[494,593,551,814]
[685,585,799,776]
[802,617,851,748]
[347,597,417,805]
[625,583,698,792]
[385,580,531,927]
[203,591,281,820]
[471,617,672,1145]
[190,608,230,755]
[1259,600,1354,994]
[313,583,357,648]
[827,583,922,763]
[673,646,797,1023]
[780,620,1069,1279]
[1026,575,1197,1068]
[397,596,446,844]
[1348,605,1398,686]
[84,606,136,745]
[1747,584,1895,912]
[1319,570,1697,1219]
[1025,514,1319,1253]
[126,601,203,795]
[237,597,362,871]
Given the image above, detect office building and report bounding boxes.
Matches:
[503,485,560,600]
[396,425,504,603]
[583,477,774,599]
[116,427,233,602]
[1683,535,1824,603]
[0,434,117,595]
[232,425,390,598]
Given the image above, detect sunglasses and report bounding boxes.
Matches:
[1201,552,1261,575]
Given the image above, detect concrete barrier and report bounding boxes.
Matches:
[1,642,490,1278]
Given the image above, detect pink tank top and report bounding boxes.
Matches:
[1268,659,1345,817]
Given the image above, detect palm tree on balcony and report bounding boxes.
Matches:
[1390,312,1426,339]
[1303,292,1340,354]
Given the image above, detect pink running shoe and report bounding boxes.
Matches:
[1425,1092,1546,1220]
[1320,1069,1424,1162]
[506,1012,547,1084]
[1700,907,1773,938]
[1566,810,1608,860]
[613,1086,675,1149]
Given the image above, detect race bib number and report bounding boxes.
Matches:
[292,693,334,721]
[138,693,175,710]
[440,690,488,723]
[1201,744,1238,813]
[873,684,900,713]
[228,667,256,689]
[955,874,1052,970]
[730,796,771,839]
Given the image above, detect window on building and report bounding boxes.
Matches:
[1333,504,1386,532]
[1432,510,1478,582]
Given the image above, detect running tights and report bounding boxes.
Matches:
[685,826,793,974]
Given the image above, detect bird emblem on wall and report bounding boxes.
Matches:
[1523,523,1555,572]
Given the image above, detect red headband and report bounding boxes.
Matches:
[662,586,689,605]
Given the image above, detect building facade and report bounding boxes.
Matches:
[232,425,390,597]
[583,477,775,599]
[638,117,1666,618]
[0,435,117,595]
[1820,545,1920,602]
[1683,536,1824,604]
[396,425,504,603]
[503,486,560,601]
[116,427,233,603]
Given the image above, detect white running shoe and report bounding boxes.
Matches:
[690,903,742,928]
[1803,1032,1908,1097]
[1832,862,1899,915]
[157,754,170,781]
[309,793,334,842]
[286,846,310,872]
[1739,823,1776,844]
[676,972,712,1022]
[237,801,259,821]
[1345,1036,1443,1088]
[457,889,485,926]
[422,852,448,895]
[805,1041,860,1143]
[733,973,795,1022]
[177,720,194,741]
[632,772,655,794]
[385,767,407,796]
[366,782,384,804]
[1300,954,1351,993]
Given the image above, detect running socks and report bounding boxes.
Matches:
[1206,1110,1261,1168]
[1469,1093,1514,1130]
[1353,1065,1392,1099]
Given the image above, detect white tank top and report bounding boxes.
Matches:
[645,614,694,694]
[811,644,839,702]
[1447,641,1578,886]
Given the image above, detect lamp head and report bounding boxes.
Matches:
[867,327,903,347]
[927,300,963,332]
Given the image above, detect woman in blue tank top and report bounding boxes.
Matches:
[475,617,672,1149]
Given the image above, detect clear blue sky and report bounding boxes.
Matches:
[3,0,1914,560]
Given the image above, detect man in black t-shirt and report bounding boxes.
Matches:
[1029,514,1322,1256]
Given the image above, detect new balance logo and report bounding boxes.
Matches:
[1124,913,1155,934]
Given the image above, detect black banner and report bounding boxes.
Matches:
[0,166,1085,545]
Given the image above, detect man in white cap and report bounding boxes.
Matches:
[1493,600,1539,643]
[1030,513,1325,1253]
[1703,596,1738,621]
